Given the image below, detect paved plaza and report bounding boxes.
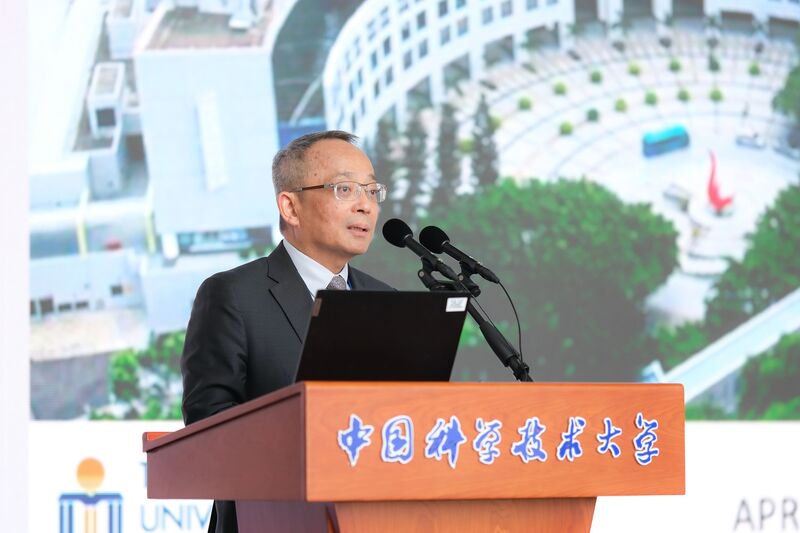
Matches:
[452,25,799,323]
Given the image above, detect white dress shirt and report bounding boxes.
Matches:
[282,239,350,299]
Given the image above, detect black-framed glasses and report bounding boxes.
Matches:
[292,181,388,203]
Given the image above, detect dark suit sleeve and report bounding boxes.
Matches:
[181,274,248,425]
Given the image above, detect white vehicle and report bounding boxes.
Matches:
[662,183,692,211]
[735,129,766,149]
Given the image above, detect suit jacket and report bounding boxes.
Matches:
[180,241,392,533]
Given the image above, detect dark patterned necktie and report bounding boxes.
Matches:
[326,275,347,290]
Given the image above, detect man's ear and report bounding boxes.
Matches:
[277,191,301,228]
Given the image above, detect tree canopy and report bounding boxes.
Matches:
[356,178,679,381]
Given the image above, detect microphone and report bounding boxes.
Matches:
[382,219,459,282]
[419,226,500,283]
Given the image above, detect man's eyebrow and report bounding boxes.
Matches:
[333,172,378,181]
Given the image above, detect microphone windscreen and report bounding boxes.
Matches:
[382,218,413,248]
[419,226,449,253]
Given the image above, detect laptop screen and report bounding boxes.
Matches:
[294,290,469,382]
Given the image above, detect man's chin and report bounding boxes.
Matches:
[346,238,373,258]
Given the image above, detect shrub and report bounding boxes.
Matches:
[749,62,761,76]
[709,87,723,103]
[615,98,628,112]
[669,58,682,73]
[590,70,603,84]
[708,54,721,72]
[559,121,573,135]
[586,108,600,122]
[645,91,658,106]
[490,115,502,132]
[628,63,641,76]
[458,138,475,154]
[553,81,567,96]
[678,87,690,102]
[518,96,532,111]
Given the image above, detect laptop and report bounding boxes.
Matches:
[294,290,469,382]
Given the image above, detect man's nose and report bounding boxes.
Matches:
[353,188,374,213]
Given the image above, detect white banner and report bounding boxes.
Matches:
[30,422,211,533]
[593,422,800,533]
[30,421,800,533]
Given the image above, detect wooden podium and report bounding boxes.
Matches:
[144,382,684,532]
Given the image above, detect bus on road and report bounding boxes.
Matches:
[642,125,690,157]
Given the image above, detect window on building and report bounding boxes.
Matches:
[383,36,392,55]
[351,113,357,132]
[374,80,381,97]
[111,284,123,297]
[371,50,378,69]
[402,22,411,41]
[547,0,557,4]
[353,36,361,57]
[404,50,413,69]
[417,11,427,29]
[399,0,409,12]
[348,82,354,100]
[39,297,54,316]
[501,0,512,17]
[456,0,466,9]
[30,300,36,316]
[76,301,89,310]
[360,98,366,116]
[438,0,448,17]
[482,6,493,25]
[96,108,116,128]
[457,17,468,35]
[58,302,73,312]
[386,66,394,86]
[380,7,390,27]
[368,19,377,40]
[440,26,451,45]
[526,0,538,10]
[419,39,428,58]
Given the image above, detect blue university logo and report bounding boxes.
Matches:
[59,458,122,533]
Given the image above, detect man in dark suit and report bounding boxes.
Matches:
[180,130,392,533]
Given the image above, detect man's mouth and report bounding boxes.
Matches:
[347,224,370,234]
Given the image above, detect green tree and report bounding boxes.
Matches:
[739,332,800,419]
[373,119,400,220]
[652,321,710,371]
[431,103,461,208]
[471,94,499,189]
[706,185,800,331]
[105,331,186,419]
[110,349,140,403]
[398,112,427,223]
[773,64,800,123]
[424,179,678,381]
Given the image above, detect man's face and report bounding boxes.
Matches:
[289,139,379,271]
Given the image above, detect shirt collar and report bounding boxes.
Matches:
[282,239,349,299]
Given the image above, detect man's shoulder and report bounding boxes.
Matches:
[206,255,270,288]
[350,266,394,291]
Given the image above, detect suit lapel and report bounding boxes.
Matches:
[267,242,313,342]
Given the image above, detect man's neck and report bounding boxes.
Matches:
[283,239,351,299]
[282,237,347,275]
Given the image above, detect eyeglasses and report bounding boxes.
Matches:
[292,181,388,203]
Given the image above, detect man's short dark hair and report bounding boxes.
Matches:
[272,130,359,195]
[273,130,359,233]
